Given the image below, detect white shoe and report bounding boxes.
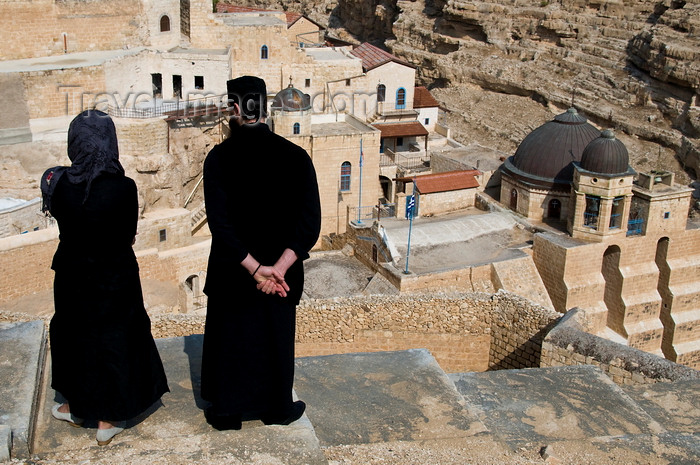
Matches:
[96,422,126,446]
[51,404,83,427]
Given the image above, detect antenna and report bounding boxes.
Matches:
[570,86,577,108]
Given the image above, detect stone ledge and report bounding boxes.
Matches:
[0,320,47,458]
[542,307,699,383]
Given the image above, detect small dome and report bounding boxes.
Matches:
[580,129,630,175]
[509,108,601,183]
[271,84,311,112]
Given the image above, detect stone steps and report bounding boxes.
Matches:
[1,321,699,463]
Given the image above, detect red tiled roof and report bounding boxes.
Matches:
[285,11,303,25]
[349,43,414,72]
[413,86,439,108]
[413,170,481,194]
[372,121,429,138]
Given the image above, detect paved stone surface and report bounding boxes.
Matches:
[293,349,487,447]
[32,335,327,465]
[0,321,46,458]
[622,379,700,434]
[449,365,665,449]
[382,211,517,252]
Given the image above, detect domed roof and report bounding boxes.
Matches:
[579,130,630,175]
[271,84,311,112]
[508,108,601,184]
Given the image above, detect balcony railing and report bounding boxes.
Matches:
[108,96,228,119]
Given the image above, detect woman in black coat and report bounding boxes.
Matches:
[41,110,169,446]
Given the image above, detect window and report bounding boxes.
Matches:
[346,79,351,86]
[305,78,310,88]
[340,162,351,191]
[396,87,406,109]
[510,189,517,210]
[397,137,404,147]
[194,75,204,90]
[610,196,624,229]
[584,195,600,229]
[159,229,167,242]
[160,15,170,32]
[377,84,386,102]
[260,45,269,59]
[424,118,430,125]
[293,122,300,135]
[664,212,671,219]
[380,139,384,154]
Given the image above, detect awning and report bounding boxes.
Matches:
[372,121,429,138]
[397,170,481,194]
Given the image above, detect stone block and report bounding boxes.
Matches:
[0,320,47,458]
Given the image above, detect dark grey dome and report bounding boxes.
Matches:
[271,85,311,112]
[507,108,601,185]
[580,129,630,175]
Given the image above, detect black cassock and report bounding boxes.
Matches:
[201,121,321,418]
[49,174,169,422]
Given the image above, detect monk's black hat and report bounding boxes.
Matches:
[227,76,268,119]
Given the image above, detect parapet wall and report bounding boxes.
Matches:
[541,308,699,385]
[294,291,560,373]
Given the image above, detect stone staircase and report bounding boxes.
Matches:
[190,202,207,234]
[1,321,698,464]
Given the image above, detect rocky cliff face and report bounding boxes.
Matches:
[230,0,699,186]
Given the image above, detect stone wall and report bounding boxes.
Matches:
[295,291,561,373]
[22,66,106,119]
[417,189,477,216]
[0,217,210,306]
[0,199,48,238]
[0,229,58,305]
[0,0,145,60]
[541,308,699,385]
[533,225,700,368]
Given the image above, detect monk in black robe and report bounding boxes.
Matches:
[42,110,169,446]
[200,76,321,430]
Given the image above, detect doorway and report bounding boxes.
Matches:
[173,75,182,98]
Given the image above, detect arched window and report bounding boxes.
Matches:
[293,122,300,135]
[395,87,406,109]
[160,15,171,32]
[340,162,351,191]
[510,189,517,210]
[377,84,386,102]
[260,45,269,59]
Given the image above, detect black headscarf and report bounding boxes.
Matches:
[41,110,124,215]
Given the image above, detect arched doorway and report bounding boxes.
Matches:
[510,188,518,210]
[548,198,561,219]
[379,175,392,202]
[602,245,626,338]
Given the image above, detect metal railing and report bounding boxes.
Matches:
[108,95,228,119]
[627,218,644,236]
[350,203,396,223]
[584,212,599,229]
[396,152,430,171]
